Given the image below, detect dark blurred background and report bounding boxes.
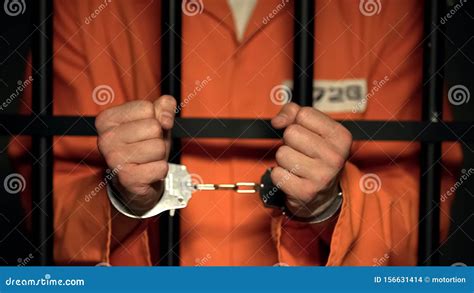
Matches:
[0,0,473,266]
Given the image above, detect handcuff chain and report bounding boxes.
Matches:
[193,182,263,194]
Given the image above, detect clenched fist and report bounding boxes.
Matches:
[95,95,177,215]
[270,103,352,220]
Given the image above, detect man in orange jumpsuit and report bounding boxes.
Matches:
[10,0,461,266]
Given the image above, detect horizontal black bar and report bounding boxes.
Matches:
[0,115,473,142]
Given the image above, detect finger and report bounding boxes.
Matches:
[275,145,316,179]
[117,161,169,195]
[270,166,301,193]
[271,166,321,206]
[154,95,177,130]
[271,102,300,129]
[283,124,338,159]
[110,118,163,144]
[120,139,166,164]
[96,100,155,134]
[295,107,339,138]
[275,145,339,187]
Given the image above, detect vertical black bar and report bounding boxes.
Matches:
[418,0,445,266]
[159,0,181,266]
[31,0,54,265]
[293,0,315,106]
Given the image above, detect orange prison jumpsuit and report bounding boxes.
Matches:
[10,0,462,266]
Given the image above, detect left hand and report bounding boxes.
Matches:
[270,103,353,220]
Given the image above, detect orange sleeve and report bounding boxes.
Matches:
[273,118,462,266]
[272,0,462,265]
[274,145,461,266]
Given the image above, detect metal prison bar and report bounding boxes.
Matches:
[418,0,445,266]
[1,115,473,140]
[31,0,54,266]
[159,0,182,266]
[10,0,463,265]
[293,0,315,106]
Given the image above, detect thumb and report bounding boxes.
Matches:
[271,102,300,129]
[154,95,177,130]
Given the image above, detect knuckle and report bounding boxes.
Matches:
[275,146,289,163]
[280,102,294,114]
[95,108,113,131]
[155,140,166,159]
[270,167,283,185]
[107,150,125,168]
[97,135,108,154]
[337,124,353,145]
[283,124,299,142]
[95,111,106,130]
[161,95,177,108]
[288,102,300,111]
[328,152,346,170]
[296,107,313,124]
[156,161,169,177]
[147,119,162,137]
[138,100,155,117]
[98,131,118,155]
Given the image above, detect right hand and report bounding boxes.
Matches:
[95,95,177,214]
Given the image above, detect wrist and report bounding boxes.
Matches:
[109,179,164,216]
[284,183,343,224]
[107,163,193,219]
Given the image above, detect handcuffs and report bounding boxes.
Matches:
[108,163,343,224]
